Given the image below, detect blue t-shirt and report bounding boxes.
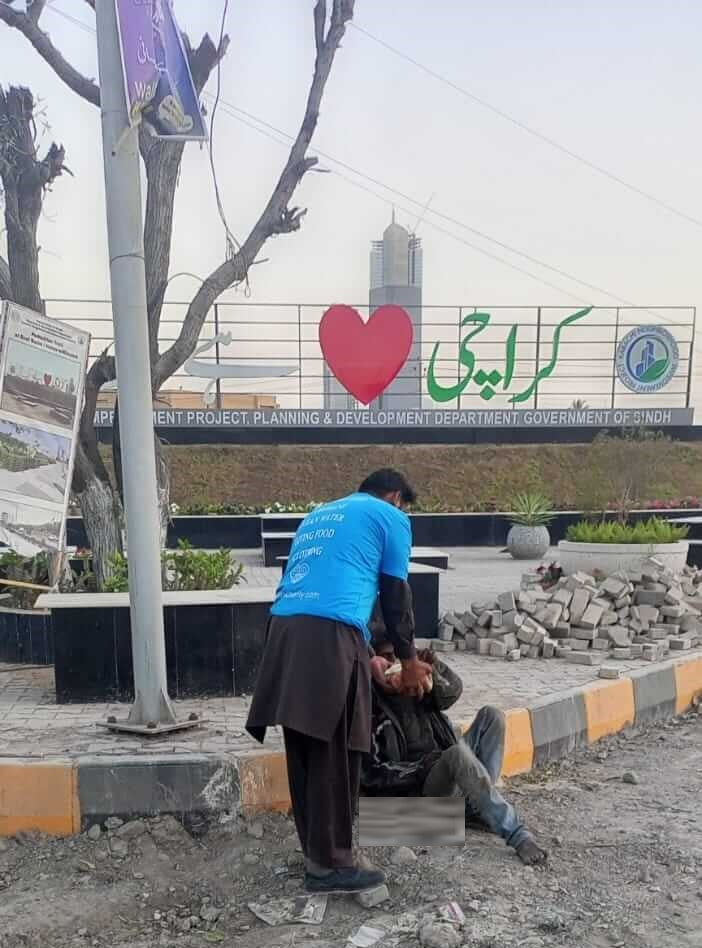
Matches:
[271,492,412,642]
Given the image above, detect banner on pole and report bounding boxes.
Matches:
[0,302,90,556]
[114,0,207,140]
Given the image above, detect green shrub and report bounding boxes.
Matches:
[102,541,243,593]
[509,492,554,527]
[566,517,689,545]
[173,501,320,516]
[0,550,51,609]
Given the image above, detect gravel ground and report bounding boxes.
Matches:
[2,711,702,948]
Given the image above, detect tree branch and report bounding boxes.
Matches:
[73,350,115,494]
[27,0,48,25]
[142,31,229,364]
[0,2,100,107]
[153,0,355,389]
[0,254,10,300]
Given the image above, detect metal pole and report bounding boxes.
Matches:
[96,0,175,729]
[456,307,463,410]
[298,305,303,409]
[534,307,542,409]
[611,308,620,410]
[686,307,696,409]
[213,303,222,410]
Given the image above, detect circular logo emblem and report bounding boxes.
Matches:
[289,562,310,585]
[616,325,679,393]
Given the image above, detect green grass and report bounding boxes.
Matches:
[565,517,689,545]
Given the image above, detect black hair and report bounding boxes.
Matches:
[358,468,417,505]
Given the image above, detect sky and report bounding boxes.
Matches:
[1,0,701,406]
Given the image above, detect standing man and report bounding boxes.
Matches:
[246,469,431,894]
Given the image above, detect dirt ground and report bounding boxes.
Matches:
[3,711,702,948]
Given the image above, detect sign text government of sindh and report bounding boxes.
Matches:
[93,407,694,429]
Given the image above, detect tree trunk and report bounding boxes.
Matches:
[73,353,123,584]
[76,451,123,588]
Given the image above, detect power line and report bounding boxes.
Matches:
[220,101,590,304]
[209,96,681,321]
[349,21,702,230]
[41,3,680,320]
[45,0,94,34]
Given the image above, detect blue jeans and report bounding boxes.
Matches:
[422,706,531,849]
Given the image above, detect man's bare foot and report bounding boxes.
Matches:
[516,838,548,866]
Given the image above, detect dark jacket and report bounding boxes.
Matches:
[360,658,462,795]
[246,614,371,752]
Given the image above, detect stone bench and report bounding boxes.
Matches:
[264,528,449,570]
[276,558,441,638]
[36,587,277,703]
[261,531,297,567]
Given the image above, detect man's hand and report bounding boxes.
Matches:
[370,656,402,693]
[401,656,433,698]
[417,648,435,666]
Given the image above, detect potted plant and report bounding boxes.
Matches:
[506,492,554,560]
[558,517,690,575]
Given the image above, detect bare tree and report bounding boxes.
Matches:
[0,84,69,312]
[0,0,354,585]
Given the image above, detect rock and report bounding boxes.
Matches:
[606,626,631,649]
[418,921,461,948]
[247,821,264,840]
[200,905,222,923]
[117,819,147,840]
[0,839,11,853]
[243,853,260,866]
[623,771,639,785]
[87,825,102,841]
[391,846,417,866]
[355,884,390,908]
[105,817,123,831]
[150,815,186,842]
[109,838,129,859]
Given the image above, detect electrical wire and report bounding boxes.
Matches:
[210,96,681,322]
[349,21,702,230]
[208,0,241,262]
[41,2,687,320]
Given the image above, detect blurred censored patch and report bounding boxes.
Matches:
[358,797,465,847]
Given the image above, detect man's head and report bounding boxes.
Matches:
[359,469,417,511]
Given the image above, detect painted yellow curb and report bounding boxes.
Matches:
[583,678,635,743]
[0,761,79,837]
[674,656,702,715]
[502,708,534,777]
[238,753,291,816]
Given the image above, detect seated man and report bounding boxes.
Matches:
[363,630,547,866]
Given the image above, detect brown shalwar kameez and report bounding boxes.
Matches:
[246,614,371,868]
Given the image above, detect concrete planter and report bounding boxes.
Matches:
[557,540,690,576]
[36,588,276,703]
[506,525,551,560]
[0,607,53,665]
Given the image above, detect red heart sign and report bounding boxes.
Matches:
[319,305,413,405]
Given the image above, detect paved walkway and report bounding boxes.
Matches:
[0,545,668,762]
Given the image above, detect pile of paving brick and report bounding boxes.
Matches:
[435,559,702,667]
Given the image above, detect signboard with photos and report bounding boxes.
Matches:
[0,301,90,556]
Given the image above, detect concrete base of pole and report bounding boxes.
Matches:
[99,712,205,737]
[129,688,177,728]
